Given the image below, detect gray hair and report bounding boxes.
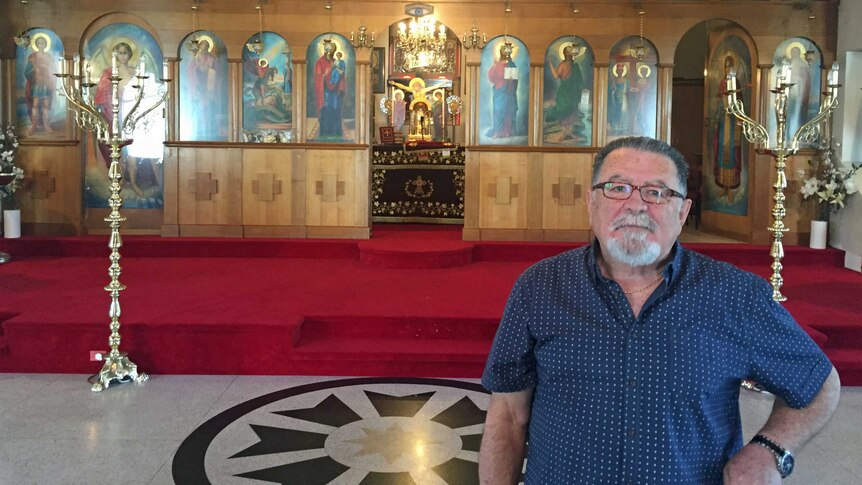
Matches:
[592,136,689,194]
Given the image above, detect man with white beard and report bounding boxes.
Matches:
[479,137,840,485]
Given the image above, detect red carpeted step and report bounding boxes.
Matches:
[358,239,475,268]
[825,349,862,386]
[291,337,491,363]
[816,323,862,350]
[298,316,499,341]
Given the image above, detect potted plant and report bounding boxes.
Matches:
[0,125,24,238]
[801,155,860,249]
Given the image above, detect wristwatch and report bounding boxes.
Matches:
[751,434,794,478]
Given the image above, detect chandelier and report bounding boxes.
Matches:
[396,3,449,73]
[246,1,265,55]
[13,0,31,47]
[630,6,647,60]
[186,0,202,55]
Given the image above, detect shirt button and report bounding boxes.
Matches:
[628,379,637,388]
[627,427,636,438]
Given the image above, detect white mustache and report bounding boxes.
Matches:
[610,213,658,232]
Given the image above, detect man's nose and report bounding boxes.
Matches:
[622,189,650,209]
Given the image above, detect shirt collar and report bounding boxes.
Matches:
[587,239,684,286]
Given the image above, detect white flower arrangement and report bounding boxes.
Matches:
[801,156,861,221]
[0,125,24,209]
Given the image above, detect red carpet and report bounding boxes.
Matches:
[1,225,860,384]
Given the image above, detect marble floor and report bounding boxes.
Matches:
[0,374,859,484]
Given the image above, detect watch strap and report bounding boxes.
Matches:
[751,434,787,456]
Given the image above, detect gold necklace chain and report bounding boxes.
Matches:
[622,274,664,295]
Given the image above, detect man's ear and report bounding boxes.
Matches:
[678,198,692,224]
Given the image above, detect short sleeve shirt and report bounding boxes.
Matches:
[481,241,833,484]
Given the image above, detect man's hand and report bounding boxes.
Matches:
[722,443,781,485]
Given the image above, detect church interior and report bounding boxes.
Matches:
[0,0,860,483]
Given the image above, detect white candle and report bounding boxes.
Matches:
[138,56,145,77]
[84,61,91,84]
[58,55,66,75]
[73,54,80,76]
[828,63,839,85]
[726,70,737,92]
[111,52,118,71]
[780,58,791,84]
[162,60,170,80]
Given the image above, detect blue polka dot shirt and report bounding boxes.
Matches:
[482,241,833,484]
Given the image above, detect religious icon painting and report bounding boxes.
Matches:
[387,76,452,142]
[478,35,530,146]
[543,36,594,147]
[767,37,822,149]
[606,35,658,142]
[82,22,166,211]
[306,33,356,143]
[371,47,386,94]
[241,32,293,134]
[179,31,230,141]
[704,34,752,216]
[15,28,66,139]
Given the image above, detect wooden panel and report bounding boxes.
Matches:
[542,152,592,231]
[179,224,243,237]
[17,144,82,235]
[161,145,179,236]
[177,147,242,226]
[306,226,370,239]
[242,148,301,226]
[304,148,369,228]
[700,211,751,241]
[478,151,529,229]
[544,229,592,242]
[462,149,481,233]
[526,152,544,231]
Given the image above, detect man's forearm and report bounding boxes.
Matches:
[757,367,841,450]
[479,391,532,485]
[723,367,841,483]
[478,419,527,484]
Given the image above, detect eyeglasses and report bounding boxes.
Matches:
[591,181,685,205]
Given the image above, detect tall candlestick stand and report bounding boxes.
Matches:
[55,54,170,391]
[724,61,840,302]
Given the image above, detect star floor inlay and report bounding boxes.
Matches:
[172,377,490,484]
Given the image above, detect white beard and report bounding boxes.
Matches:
[605,212,661,266]
[605,231,661,266]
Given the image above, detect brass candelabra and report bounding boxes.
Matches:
[724,60,840,302]
[55,53,170,391]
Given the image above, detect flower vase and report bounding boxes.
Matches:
[3,209,21,239]
[809,220,828,249]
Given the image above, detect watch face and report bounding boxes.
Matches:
[778,453,795,477]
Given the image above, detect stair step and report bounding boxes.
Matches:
[291,337,492,362]
[299,316,499,340]
[825,349,862,386]
[358,240,475,268]
[826,349,862,368]
[818,323,862,350]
